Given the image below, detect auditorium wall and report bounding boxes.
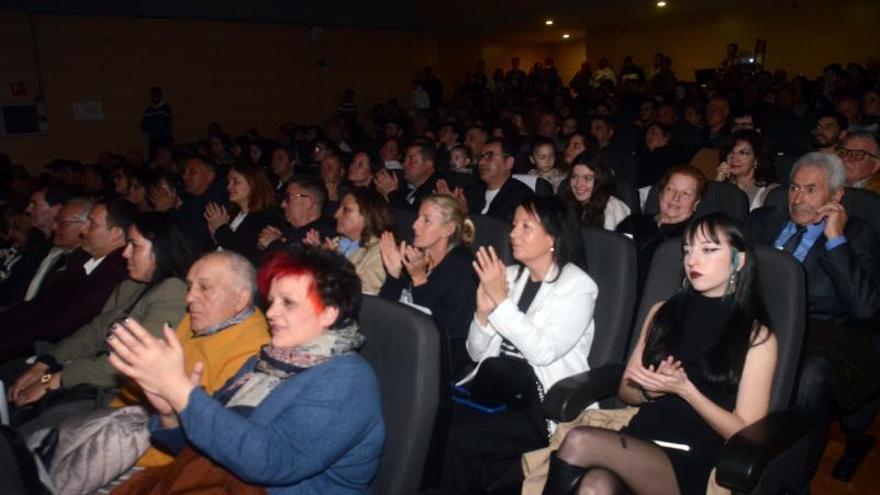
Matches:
[584,0,879,82]
[0,12,438,170]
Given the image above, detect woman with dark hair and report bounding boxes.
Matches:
[8,211,195,420]
[109,247,384,494]
[561,131,588,173]
[442,195,597,493]
[561,153,631,230]
[112,163,137,199]
[307,187,393,294]
[126,168,156,212]
[617,165,707,290]
[204,162,279,265]
[716,129,779,210]
[346,151,382,188]
[542,213,777,495]
[209,133,234,167]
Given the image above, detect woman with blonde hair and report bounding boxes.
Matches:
[379,193,477,372]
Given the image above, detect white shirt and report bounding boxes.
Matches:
[230,212,248,232]
[83,256,106,275]
[24,247,66,301]
[482,189,500,215]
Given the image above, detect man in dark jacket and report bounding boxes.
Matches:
[748,152,880,482]
[465,139,534,222]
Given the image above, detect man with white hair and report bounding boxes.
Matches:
[748,152,880,483]
[836,131,880,192]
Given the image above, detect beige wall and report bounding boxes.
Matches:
[585,0,879,80]
[0,13,438,171]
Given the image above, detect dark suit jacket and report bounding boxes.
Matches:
[465,176,535,222]
[0,247,129,361]
[747,207,880,323]
[388,172,444,212]
[214,208,282,266]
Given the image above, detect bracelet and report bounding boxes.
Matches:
[639,386,655,403]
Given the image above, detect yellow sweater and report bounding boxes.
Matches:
[112,309,270,466]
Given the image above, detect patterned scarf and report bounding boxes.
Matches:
[223,320,365,409]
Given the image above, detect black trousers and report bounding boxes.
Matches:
[796,326,880,481]
[441,401,548,495]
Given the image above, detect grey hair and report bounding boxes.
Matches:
[200,250,257,304]
[790,152,847,192]
[843,131,880,154]
[64,197,95,222]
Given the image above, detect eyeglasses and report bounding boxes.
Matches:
[836,146,880,161]
[285,193,311,201]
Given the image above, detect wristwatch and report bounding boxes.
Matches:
[40,372,54,388]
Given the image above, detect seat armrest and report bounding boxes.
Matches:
[715,410,812,492]
[542,364,625,422]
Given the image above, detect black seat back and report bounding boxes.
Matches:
[644,180,750,223]
[581,227,638,370]
[359,296,440,495]
[633,240,806,409]
[470,214,513,264]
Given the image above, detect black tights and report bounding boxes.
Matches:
[556,426,680,495]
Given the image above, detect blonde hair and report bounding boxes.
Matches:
[424,194,475,247]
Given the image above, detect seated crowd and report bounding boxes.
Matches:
[0,51,878,494]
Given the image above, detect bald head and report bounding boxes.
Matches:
[184,251,256,333]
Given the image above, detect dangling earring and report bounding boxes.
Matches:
[725,270,737,295]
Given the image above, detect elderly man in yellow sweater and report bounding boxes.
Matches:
[115,250,270,466]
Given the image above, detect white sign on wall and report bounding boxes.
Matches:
[73,101,103,121]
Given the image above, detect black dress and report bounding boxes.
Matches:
[621,294,738,495]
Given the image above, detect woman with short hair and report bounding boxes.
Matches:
[109,247,384,494]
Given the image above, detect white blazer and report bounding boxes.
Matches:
[465,262,597,395]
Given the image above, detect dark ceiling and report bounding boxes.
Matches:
[3,0,769,41]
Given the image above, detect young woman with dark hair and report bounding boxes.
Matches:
[561,153,631,230]
[542,213,778,495]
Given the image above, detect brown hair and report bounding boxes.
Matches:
[345,187,394,243]
[230,161,276,212]
[657,165,708,201]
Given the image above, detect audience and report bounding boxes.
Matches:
[4,211,194,435]
[748,152,880,482]
[310,187,391,295]
[108,247,383,493]
[443,195,596,493]
[0,199,135,361]
[561,153,631,230]
[617,165,707,291]
[4,48,880,493]
[543,214,776,495]
[379,193,477,372]
[715,129,779,210]
[205,161,279,265]
[465,138,534,221]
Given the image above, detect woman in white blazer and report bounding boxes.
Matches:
[442,195,598,494]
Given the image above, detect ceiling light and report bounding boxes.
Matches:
[563,33,570,39]
[657,1,667,6]
[545,19,554,25]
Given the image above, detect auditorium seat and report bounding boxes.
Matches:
[544,239,812,493]
[358,296,441,495]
